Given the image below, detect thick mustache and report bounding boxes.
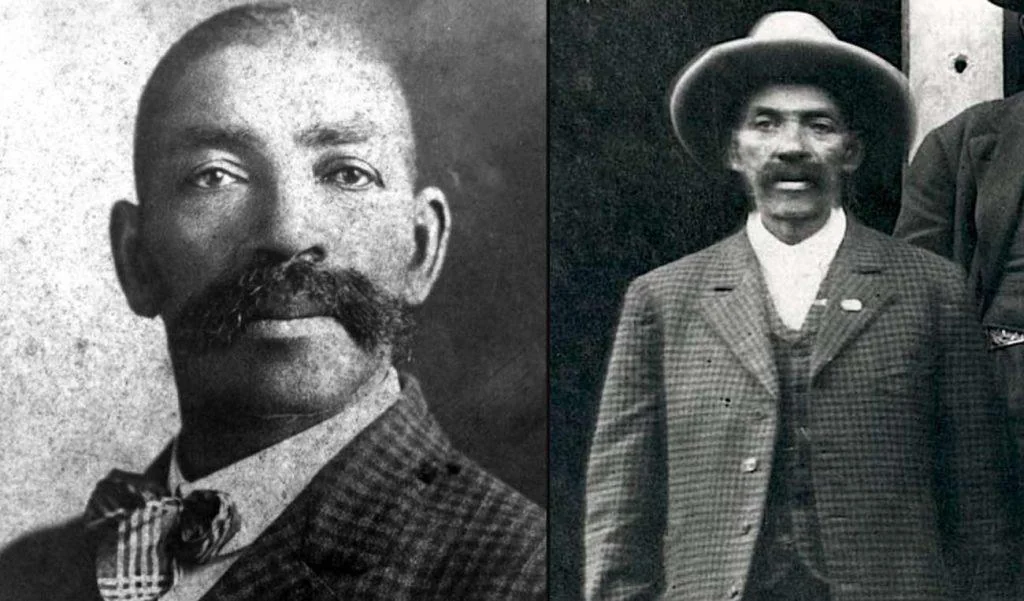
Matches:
[167,259,411,355]
[759,163,824,186]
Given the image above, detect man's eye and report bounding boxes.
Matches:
[186,167,246,189]
[809,120,837,134]
[321,160,383,190]
[752,118,776,131]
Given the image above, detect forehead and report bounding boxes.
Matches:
[740,84,844,119]
[150,40,413,149]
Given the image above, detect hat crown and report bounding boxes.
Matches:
[669,10,912,176]
[748,11,838,42]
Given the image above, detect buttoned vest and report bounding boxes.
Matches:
[746,281,830,594]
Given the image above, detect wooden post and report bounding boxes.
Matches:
[903,0,1004,159]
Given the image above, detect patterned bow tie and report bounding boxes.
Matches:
[85,469,239,601]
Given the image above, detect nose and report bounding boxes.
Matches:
[773,121,811,162]
[250,172,327,265]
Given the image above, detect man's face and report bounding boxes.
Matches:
[115,37,448,417]
[728,84,862,228]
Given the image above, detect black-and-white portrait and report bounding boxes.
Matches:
[0,1,545,599]
[553,1,1024,599]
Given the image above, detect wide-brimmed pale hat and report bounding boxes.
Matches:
[669,11,914,182]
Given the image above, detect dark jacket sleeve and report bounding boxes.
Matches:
[0,517,100,601]
[584,278,667,601]
[893,123,963,260]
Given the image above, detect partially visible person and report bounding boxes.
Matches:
[895,0,1024,498]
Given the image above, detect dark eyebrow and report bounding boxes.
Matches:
[169,125,263,152]
[295,120,377,148]
[165,120,378,152]
[748,107,844,124]
[799,110,841,121]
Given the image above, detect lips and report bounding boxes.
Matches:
[759,164,822,192]
[250,294,329,320]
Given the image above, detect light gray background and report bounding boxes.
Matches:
[0,0,545,545]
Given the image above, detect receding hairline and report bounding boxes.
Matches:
[133,3,417,204]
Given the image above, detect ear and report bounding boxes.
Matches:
[110,200,163,317]
[725,135,741,172]
[403,186,451,305]
[841,133,864,174]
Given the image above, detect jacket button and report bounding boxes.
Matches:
[741,457,759,473]
[728,584,741,598]
[739,521,753,535]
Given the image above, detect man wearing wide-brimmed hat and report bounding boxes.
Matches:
[585,11,1017,601]
[895,0,1024,508]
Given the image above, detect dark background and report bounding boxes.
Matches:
[397,0,547,507]
[550,1,903,598]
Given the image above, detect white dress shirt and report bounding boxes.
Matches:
[159,368,400,601]
[746,208,847,330]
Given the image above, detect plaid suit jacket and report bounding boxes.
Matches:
[584,220,1018,601]
[0,375,546,601]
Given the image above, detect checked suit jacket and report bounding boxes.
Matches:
[584,219,1018,601]
[0,375,546,601]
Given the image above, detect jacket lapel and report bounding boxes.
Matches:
[143,440,346,600]
[202,378,446,601]
[698,231,780,399]
[972,118,1024,314]
[203,501,332,601]
[142,445,172,483]
[809,221,896,379]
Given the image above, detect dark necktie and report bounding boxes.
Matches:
[85,469,239,601]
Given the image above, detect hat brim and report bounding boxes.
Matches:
[669,37,914,185]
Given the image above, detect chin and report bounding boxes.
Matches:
[174,335,385,420]
[762,194,830,220]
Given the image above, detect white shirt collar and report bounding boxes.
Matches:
[166,367,400,556]
[746,206,847,269]
[745,207,847,330]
